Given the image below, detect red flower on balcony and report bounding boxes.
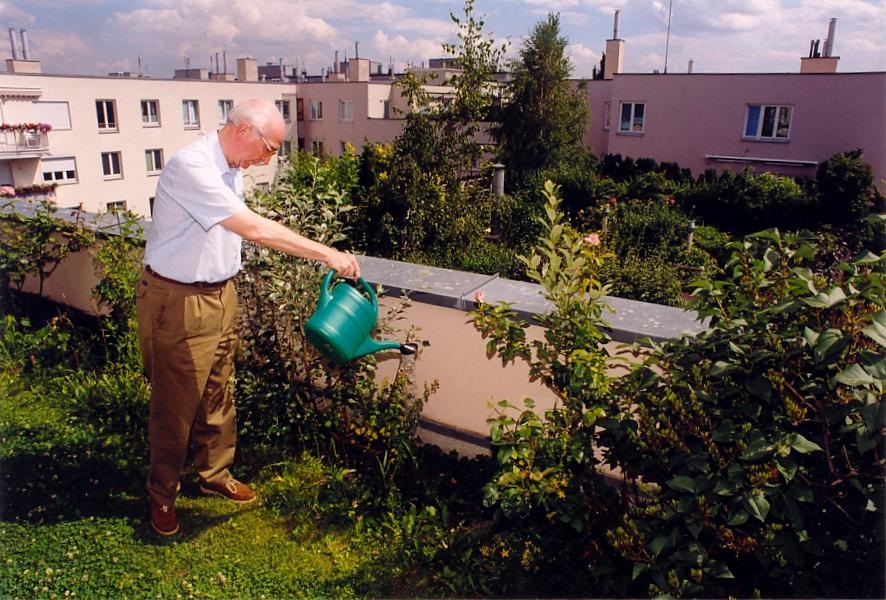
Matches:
[0,122,52,132]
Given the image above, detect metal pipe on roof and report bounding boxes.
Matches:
[8,28,19,60]
[20,29,30,60]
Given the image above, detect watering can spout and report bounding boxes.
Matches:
[354,338,416,360]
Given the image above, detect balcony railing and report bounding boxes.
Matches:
[0,129,50,154]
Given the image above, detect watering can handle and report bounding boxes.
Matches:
[321,269,378,312]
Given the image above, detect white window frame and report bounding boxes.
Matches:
[276,100,291,122]
[309,100,323,120]
[101,151,123,179]
[339,99,353,122]
[311,139,324,156]
[145,148,163,174]
[182,99,200,128]
[743,104,793,141]
[41,157,78,184]
[618,101,645,134]
[96,99,117,131]
[218,99,233,124]
[603,101,611,131]
[141,99,160,126]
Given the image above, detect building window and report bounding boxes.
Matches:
[276,100,291,122]
[278,140,292,157]
[182,100,200,128]
[106,200,127,213]
[309,100,323,120]
[618,102,645,133]
[218,99,233,124]
[145,148,163,174]
[311,139,324,156]
[744,104,792,140]
[41,157,77,183]
[339,100,353,122]
[603,101,611,131]
[101,151,123,178]
[96,99,117,131]
[141,100,160,126]
[296,98,305,121]
[149,196,155,216]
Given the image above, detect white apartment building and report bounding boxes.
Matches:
[1,56,296,216]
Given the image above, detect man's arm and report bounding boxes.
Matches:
[220,207,361,279]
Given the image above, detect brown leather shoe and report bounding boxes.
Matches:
[150,502,179,536]
[199,477,257,504]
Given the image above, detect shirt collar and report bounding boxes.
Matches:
[209,130,238,176]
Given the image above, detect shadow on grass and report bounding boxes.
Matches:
[0,440,146,524]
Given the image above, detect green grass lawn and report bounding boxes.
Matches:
[0,357,398,599]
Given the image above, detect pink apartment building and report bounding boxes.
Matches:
[583,71,885,187]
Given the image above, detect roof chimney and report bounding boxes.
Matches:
[604,10,625,79]
[824,17,837,57]
[8,28,19,59]
[800,18,839,73]
[19,29,30,60]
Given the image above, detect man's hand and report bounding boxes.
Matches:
[326,249,361,280]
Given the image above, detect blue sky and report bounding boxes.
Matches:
[2,0,884,78]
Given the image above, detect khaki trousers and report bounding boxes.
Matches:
[135,268,239,507]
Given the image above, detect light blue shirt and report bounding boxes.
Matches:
[144,131,247,283]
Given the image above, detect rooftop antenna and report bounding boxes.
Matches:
[664,0,673,73]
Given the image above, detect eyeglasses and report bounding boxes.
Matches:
[252,125,280,155]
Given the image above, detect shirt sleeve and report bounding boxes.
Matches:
[159,152,247,232]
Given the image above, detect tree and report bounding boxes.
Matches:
[353,0,505,263]
[493,13,590,189]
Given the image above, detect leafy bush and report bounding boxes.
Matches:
[679,168,812,235]
[472,181,627,593]
[236,156,433,490]
[603,231,886,598]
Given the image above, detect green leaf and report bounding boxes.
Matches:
[862,312,886,348]
[666,475,697,493]
[775,457,798,482]
[728,510,750,525]
[632,563,648,580]
[746,375,772,401]
[802,286,847,308]
[787,433,822,454]
[709,360,737,377]
[834,364,875,387]
[745,492,770,522]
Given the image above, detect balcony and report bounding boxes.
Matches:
[0,128,50,156]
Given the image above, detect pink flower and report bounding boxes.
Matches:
[608,196,617,205]
[474,290,487,304]
[584,233,601,246]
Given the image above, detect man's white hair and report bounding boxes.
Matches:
[227,99,278,134]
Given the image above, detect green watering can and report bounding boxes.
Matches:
[304,270,418,364]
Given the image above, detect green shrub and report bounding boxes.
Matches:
[679,168,812,235]
[236,155,433,489]
[604,231,886,598]
[603,252,684,306]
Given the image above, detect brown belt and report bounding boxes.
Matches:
[145,265,234,289]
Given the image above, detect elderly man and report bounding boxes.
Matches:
[136,99,359,536]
